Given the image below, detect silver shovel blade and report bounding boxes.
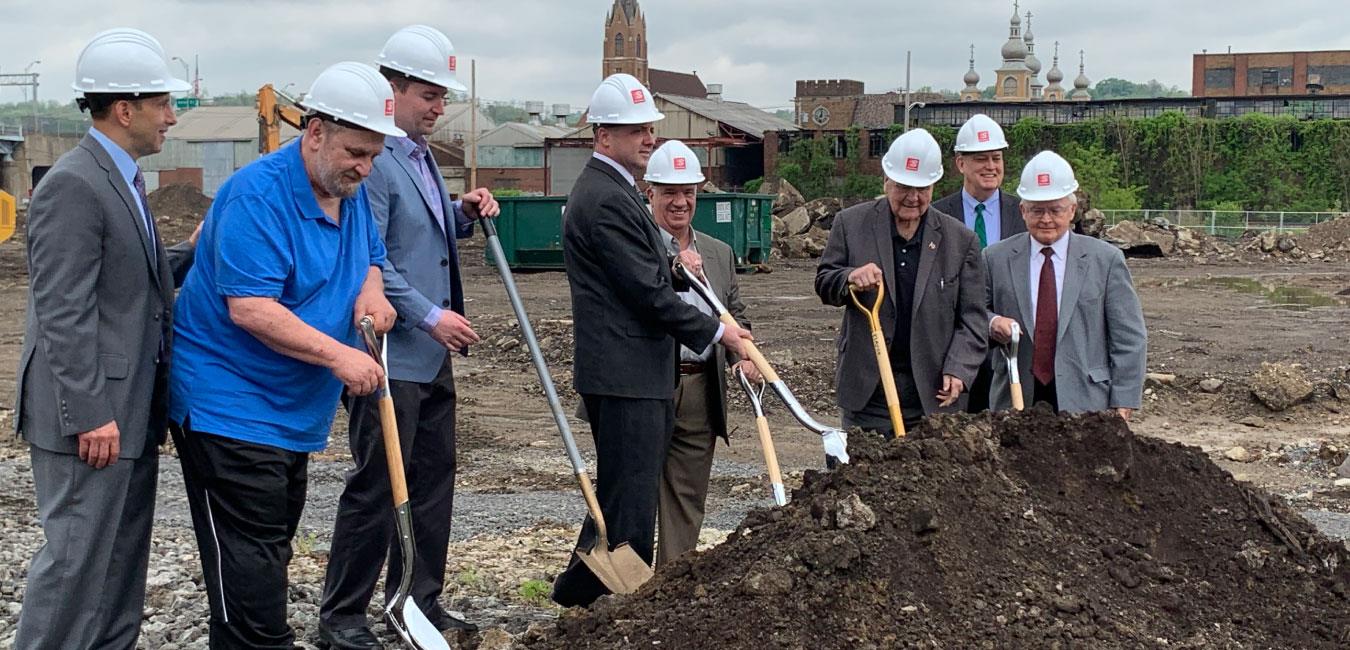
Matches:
[386,597,449,650]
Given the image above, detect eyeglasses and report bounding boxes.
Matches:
[1026,205,1072,218]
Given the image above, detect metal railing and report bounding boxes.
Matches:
[0,122,22,138]
[1096,209,1343,237]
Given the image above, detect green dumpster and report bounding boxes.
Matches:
[487,193,774,271]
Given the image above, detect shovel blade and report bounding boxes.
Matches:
[577,537,653,595]
[385,597,450,650]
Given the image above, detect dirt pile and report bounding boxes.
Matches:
[1103,218,1234,259]
[523,410,1350,649]
[147,184,212,243]
[1297,215,1350,259]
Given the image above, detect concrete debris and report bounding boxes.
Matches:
[1101,219,1232,259]
[767,178,805,216]
[1145,372,1177,386]
[1078,208,1107,238]
[1224,447,1253,463]
[1248,362,1315,412]
[1198,378,1225,393]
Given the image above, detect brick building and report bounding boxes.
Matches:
[1193,50,1350,97]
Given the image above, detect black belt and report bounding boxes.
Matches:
[678,361,707,375]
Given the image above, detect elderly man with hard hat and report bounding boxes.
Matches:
[816,129,988,435]
[167,61,400,649]
[984,152,1146,417]
[553,75,752,607]
[932,114,1026,413]
[14,28,198,650]
[642,140,758,567]
[317,26,497,649]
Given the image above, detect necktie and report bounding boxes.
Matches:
[1032,247,1057,385]
[973,202,988,249]
[132,168,159,272]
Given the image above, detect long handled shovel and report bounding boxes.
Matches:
[673,263,849,464]
[735,367,787,506]
[1004,322,1025,411]
[481,217,652,594]
[847,284,906,438]
[357,318,448,650]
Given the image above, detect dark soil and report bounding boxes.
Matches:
[522,409,1350,649]
[147,183,212,243]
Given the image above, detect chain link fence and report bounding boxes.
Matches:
[1096,210,1344,238]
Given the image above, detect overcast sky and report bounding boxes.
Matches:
[4,0,1348,111]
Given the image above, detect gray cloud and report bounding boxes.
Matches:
[3,0,1348,109]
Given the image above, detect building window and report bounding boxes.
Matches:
[832,134,848,159]
[1204,67,1235,89]
[635,35,642,58]
[1002,76,1018,95]
[615,33,625,57]
[778,133,793,153]
[869,132,885,157]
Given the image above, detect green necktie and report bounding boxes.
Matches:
[974,202,989,249]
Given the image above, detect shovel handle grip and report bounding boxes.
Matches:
[847,283,885,327]
[1010,382,1025,411]
[377,396,410,506]
[755,415,784,492]
[719,313,779,383]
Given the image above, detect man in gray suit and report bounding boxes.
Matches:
[816,129,987,435]
[930,114,1026,413]
[984,151,1146,416]
[641,140,758,566]
[319,26,499,649]
[14,28,196,650]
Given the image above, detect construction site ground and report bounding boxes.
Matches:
[0,227,1346,647]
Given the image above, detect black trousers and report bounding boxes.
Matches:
[841,368,925,436]
[172,421,308,650]
[320,356,458,630]
[1034,379,1059,411]
[966,357,995,413]
[552,393,673,608]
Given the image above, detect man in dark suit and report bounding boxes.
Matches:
[816,129,987,435]
[640,140,758,566]
[318,26,497,649]
[930,113,1025,413]
[14,28,197,650]
[553,75,751,607]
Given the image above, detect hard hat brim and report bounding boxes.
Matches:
[883,167,943,188]
[954,142,1009,153]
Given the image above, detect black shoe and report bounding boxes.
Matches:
[318,624,384,650]
[429,610,479,634]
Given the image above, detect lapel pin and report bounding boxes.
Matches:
[928,242,937,250]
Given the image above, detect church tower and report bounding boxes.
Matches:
[602,0,648,85]
[961,45,982,102]
[994,0,1032,101]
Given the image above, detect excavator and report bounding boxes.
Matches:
[256,83,304,154]
[0,189,14,243]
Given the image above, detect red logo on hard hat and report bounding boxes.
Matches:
[905,157,920,172]
[449,56,457,72]
[631,89,646,104]
[674,157,687,170]
[1037,173,1051,187]
[384,99,395,116]
[977,130,990,142]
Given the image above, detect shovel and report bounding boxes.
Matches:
[847,284,906,438]
[481,217,652,594]
[357,318,448,650]
[1004,322,1025,411]
[674,263,849,464]
[735,367,787,506]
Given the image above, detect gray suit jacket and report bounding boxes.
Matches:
[367,136,472,383]
[563,159,719,399]
[815,199,988,415]
[983,232,1147,412]
[16,134,194,459]
[686,232,749,441]
[930,188,1025,243]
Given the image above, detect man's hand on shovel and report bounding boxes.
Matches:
[846,263,884,291]
[719,322,754,358]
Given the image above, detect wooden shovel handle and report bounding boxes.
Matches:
[576,472,609,542]
[755,415,784,489]
[719,313,780,383]
[870,329,907,438]
[378,396,410,506]
[1010,382,1025,411]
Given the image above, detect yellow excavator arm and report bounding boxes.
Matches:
[0,190,14,243]
[257,84,304,154]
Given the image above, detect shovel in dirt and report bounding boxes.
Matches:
[1004,322,1024,411]
[674,263,849,464]
[848,284,906,438]
[735,367,787,506]
[481,217,653,594]
[357,318,449,650]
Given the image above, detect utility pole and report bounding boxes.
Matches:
[469,59,478,190]
[903,51,912,132]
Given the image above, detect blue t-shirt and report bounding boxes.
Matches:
[169,139,387,452]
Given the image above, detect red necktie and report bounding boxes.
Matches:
[1032,247,1057,385]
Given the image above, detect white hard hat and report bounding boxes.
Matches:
[299,62,406,138]
[72,28,191,95]
[586,73,664,125]
[954,113,1009,152]
[376,25,468,93]
[644,140,706,184]
[1017,151,1080,201]
[882,129,944,187]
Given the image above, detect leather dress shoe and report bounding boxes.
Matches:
[430,610,479,634]
[318,623,383,650]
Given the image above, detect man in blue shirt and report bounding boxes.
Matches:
[168,62,400,650]
[931,114,1026,413]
